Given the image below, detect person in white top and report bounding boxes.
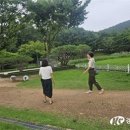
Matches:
[84,52,104,94]
[39,59,54,104]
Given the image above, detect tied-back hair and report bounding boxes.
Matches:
[87,51,94,58]
[42,59,49,67]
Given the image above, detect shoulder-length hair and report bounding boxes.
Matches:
[42,59,49,67]
[87,51,94,58]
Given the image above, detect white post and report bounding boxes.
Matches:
[107,64,110,71]
[127,64,130,74]
[40,61,42,66]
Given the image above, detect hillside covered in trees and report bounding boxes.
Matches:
[100,20,130,33]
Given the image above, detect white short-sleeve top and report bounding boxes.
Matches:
[39,66,53,80]
[88,58,95,68]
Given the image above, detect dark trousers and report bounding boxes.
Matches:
[88,69,102,91]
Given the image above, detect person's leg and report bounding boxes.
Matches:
[93,75,104,94]
[85,71,93,94]
[93,78,102,90]
[48,79,53,104]
[41,79,47,103]
[49,98,53,104]
[89,76,93,91]
[43,94,47,103]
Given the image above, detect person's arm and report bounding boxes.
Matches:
[83,66,91,74]
[39,68,42,77]
[83,60,92,74]
[50,67,55,86]
[51,73,55,84]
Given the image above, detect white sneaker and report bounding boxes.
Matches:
[85,90,93,94]
[99,89,104,94]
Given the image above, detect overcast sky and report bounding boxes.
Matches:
[81,0,130,31]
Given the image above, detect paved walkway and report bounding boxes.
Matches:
[0,117,60,130]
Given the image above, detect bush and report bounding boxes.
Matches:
[77,44,91,58]
[50,44,91,66]
[0,50,32,71]
[50,45,79,66]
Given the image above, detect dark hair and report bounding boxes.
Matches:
[87,52,94,58]
[42,59,49,67]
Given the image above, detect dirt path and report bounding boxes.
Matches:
[0,78,130,119]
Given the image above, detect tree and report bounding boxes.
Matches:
[54,27,98,51]
[50,45,78,66]
[17,24,43,47]
[27,0,90,53]
[0,0,30,51]
[18,41,47,64]
[97,36,114,53]
[113,29,130,52]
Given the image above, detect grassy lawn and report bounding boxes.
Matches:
[96,57,130,65]
[18,69,130,90]
[0,122,28,130]
[69,53,130,65]
[0,106,129,130]
[72,57,130,66]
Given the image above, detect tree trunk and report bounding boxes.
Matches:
[36,54,39,65]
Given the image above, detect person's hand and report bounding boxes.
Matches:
[52,80,55,87]
[83,70,87,74]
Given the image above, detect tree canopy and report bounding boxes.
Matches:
[18,41,47,63]
[27,0,90,52]
[0,0,30,51]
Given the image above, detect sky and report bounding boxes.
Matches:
[81,0,130,31]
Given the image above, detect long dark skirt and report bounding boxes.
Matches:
[41,79,53,98]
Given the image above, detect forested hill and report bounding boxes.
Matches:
[100,20,130,33]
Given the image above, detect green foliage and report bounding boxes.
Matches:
[18,41,47,63]
[113,29,130,52]
[0,50,32,71]
[0,0,30,51]
[77,44,91,58]
[17,24,43,47]
[96,28,130,53]
[51,44,91,66]
[55,26,130,53]
[55,27,97,47]
[100,20,130,33]
[27,0,90,52]
[51,45,78,66]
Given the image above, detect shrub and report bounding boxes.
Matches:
[0,50,32,71]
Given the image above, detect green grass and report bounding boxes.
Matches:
[0,106,129,130]
[69,53,130,65]
[0,122,28,130]
[18,69,130,90]
[96,57,130,65]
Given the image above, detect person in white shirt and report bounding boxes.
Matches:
[39,59,54,104]
[84,52,104,94]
